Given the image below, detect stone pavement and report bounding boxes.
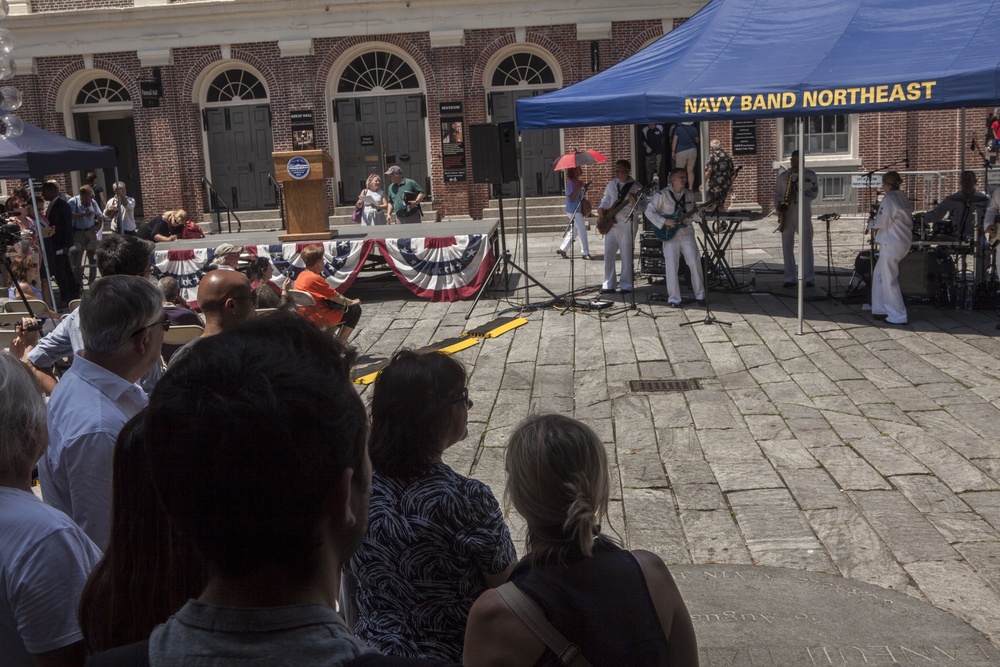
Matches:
[347,216,1000,650]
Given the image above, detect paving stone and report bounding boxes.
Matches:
[780,468,851,510]
[925,512,1000,544]
[971,458,1000,486]
[743,414,793,441]
[679,510,752,564]
[809,395,862,415]
[891,474,973,514]
[849,490,960,563]
[699,428,766,463]
[710,459,783,493]
[727,489,834,571]
[673,483,728,511]
[757,439,820,470]
[892,431,999,493]
[622,487,689,564]
[961,491,1000,530]
[663,457,717,485]
[847,436,928,477]
[955,542,1000,598]
[689,389,743,431]
[812,446,891,491]
[805,506,913,591]
[905,560,1000,647]
[823,412,884,441]
[658,426,703,462]
[882,386,942,411]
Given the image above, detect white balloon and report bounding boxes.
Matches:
[1,113,23,138]
[0,29,13,54]
[0,86,21,110]
[0,1,9,20]
[0,56,14,82]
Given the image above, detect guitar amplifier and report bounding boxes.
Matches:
[640,256,666,276]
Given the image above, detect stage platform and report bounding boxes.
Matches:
[153,219,500,306]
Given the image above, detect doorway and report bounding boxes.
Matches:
[334,93,428,205]
[204,104,276,211]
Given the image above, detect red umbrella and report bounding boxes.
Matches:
[551,149,608,171]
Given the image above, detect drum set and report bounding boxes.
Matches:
[851,192,996,309]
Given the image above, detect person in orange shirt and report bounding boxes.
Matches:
[292,244,362,342]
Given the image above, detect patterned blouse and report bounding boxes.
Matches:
[346,462,516,662]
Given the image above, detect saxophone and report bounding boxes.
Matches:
[776,169,795,233]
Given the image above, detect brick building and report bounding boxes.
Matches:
[4,0,990,220]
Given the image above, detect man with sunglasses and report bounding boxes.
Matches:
[38,276,165,550]
[167,269,256,369]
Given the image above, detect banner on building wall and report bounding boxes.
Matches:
[440,102,466,183]
[291,109,316,150]
[732,119,756,155]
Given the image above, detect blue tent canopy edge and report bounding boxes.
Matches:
[0,122,117,180]
[516,0,1000,129]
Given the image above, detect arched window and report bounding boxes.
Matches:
[206,69,267,103]
[75,77,130,105]
[337,51,419,93]
[491,53,555,87]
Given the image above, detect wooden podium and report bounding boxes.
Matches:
[273,150,337,242]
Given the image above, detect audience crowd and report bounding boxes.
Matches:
[0,194,699,665]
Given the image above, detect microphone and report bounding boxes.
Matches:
[971,139,978,151]
[583,181,592,190]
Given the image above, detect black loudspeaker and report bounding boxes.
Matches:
[471,123,518,184]
[497,121,518,181]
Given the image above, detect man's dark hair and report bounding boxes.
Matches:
[145,313,365,580]
[368,349,466,478]
[616,159,631,172]
[95,234,153,277]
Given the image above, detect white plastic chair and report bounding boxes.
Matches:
[286,289,317,308]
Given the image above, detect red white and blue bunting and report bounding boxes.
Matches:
[152,235,493,307]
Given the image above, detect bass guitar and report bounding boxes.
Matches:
[596,181,637,235]
[652,204,699,243]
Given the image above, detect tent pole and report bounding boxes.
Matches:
[518,131,529,306]
[797,117,805,335]
[960,108,967,174]
[28,176,58,313]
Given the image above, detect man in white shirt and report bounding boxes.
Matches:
[38,275,166,549]
[598,160,644,294]
[774,150,819,288]
[104,181,137,235]
[68,184,106,287]
[0,352,102,667]
[645,168,706,307]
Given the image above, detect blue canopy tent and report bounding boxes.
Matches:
[516,0,1000,128]
[0,123,117,311]
[515,0,1000,330]
[0,122,116,178]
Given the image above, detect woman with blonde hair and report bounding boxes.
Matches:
[356,173,388,226]
[464,413,698,667]
[137,209,186,243]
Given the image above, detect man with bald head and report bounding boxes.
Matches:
[167,270,256,369]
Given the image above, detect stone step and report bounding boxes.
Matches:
[488,195,564,207]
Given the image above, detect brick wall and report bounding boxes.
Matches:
[9,21,991,220]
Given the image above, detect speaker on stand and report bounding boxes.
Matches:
[465,122,559,319]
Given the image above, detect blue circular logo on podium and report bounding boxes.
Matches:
[287,156,311,180]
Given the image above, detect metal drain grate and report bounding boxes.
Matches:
[629,379,701,393]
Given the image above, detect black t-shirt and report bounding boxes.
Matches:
[137,216,171,241]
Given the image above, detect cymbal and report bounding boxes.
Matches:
[945,192,990,204]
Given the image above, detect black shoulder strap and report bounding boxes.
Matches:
[84,639,150,667]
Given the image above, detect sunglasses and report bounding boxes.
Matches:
[130,316,170,338]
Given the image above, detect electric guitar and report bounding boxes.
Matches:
[652,204,700,243]
[596,180,637,235]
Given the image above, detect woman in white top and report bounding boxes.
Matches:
[357,174,388,226]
